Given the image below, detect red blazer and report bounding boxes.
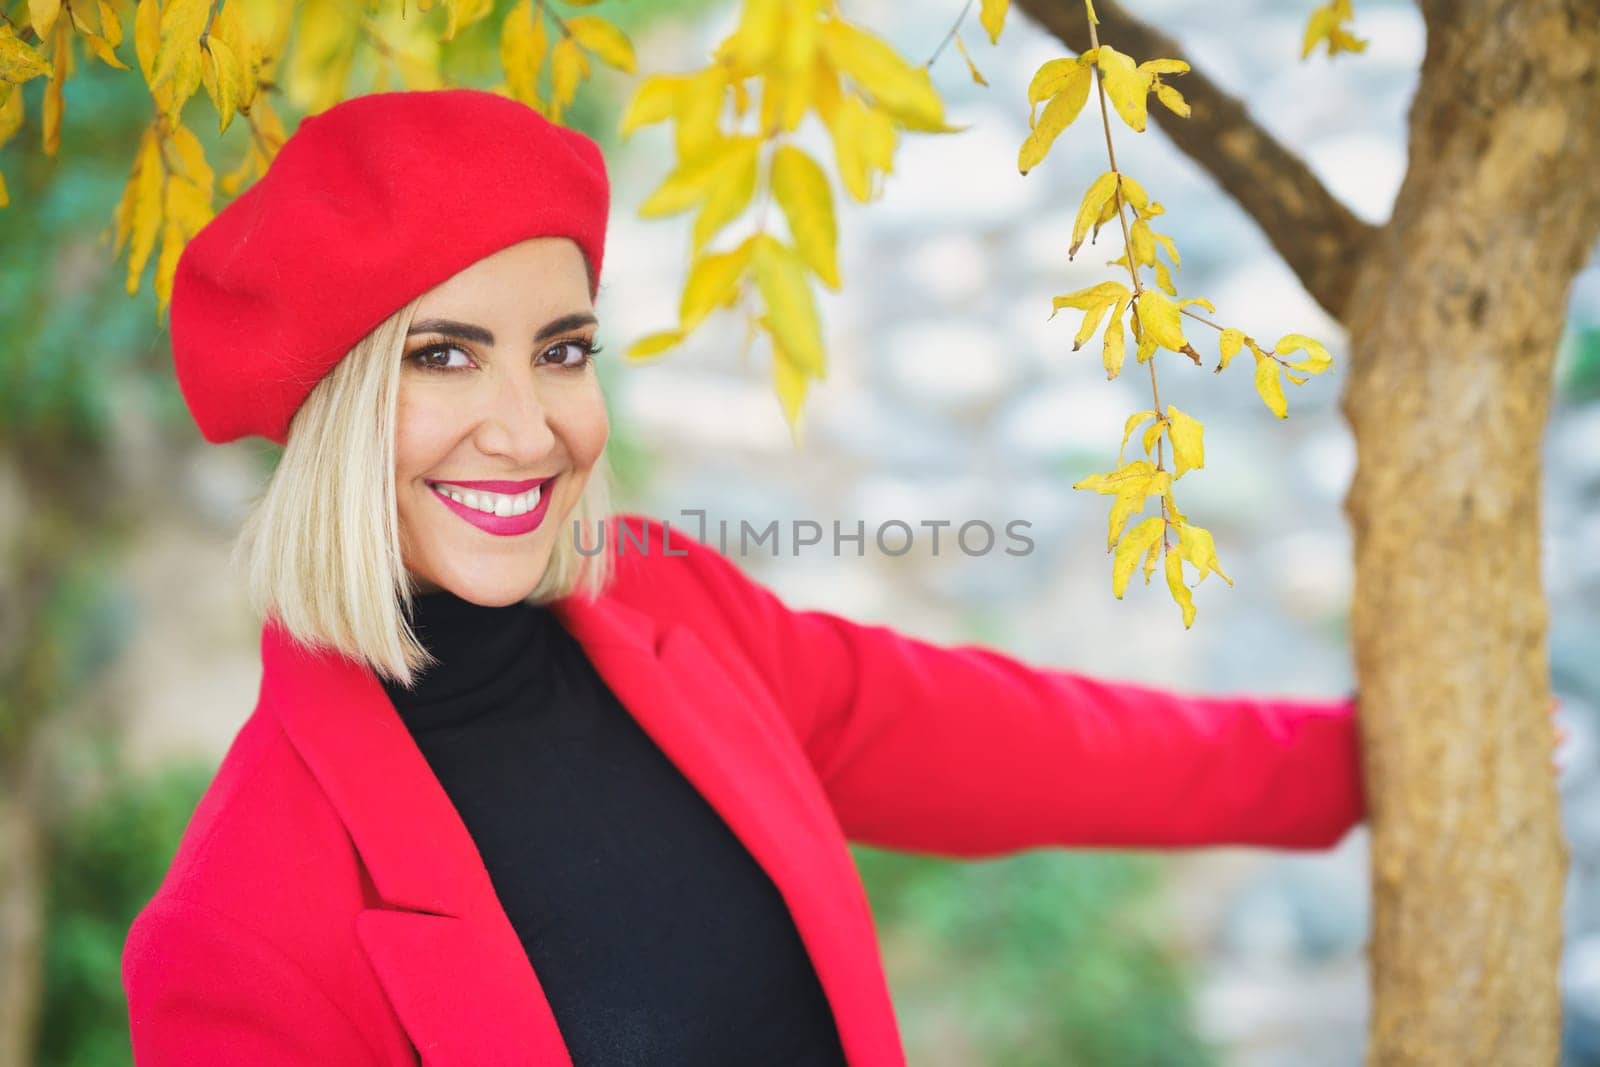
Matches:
[122,512,1366,1065]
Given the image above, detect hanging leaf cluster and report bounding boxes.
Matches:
[998,0,1339,627]
[619,0,964,442]
[0,0,641,320]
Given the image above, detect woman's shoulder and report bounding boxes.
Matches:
[129,702,363,944]
[602,510,760,615]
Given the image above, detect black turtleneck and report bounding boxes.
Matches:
[378,590,849,1066]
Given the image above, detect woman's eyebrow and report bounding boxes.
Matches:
[406,312,599,346]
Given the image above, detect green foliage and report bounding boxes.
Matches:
[1558,326,1600,403]
[852,844,1218,1066]
[33,759,212,1067]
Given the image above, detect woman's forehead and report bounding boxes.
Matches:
[415,238,593,319]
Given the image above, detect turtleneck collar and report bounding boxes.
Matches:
[380,588,559,728]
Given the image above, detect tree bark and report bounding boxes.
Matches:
[0,755,44,1067]
[1015,0,1600,1060]
[1342,2,1600,1060]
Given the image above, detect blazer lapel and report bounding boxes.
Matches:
[261,583,902,1066]
[550,594,904,1066]
[262,615,573,1065]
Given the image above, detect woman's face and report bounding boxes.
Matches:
[395,236,608,605]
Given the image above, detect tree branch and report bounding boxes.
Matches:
[1012,0,1377,322]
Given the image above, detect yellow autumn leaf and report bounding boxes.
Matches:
[1118,410,1159,465]
[1273,332,1333,374]
[1302,0,1368,60]
[1025,53,1094,119]
[1018,61,1092,174]
[691,137,759,252]
[1072,297,1114,351]
[66,0,128,71]
[1133,289,1189,353]
[1164,550,1196,627]
[1051,279,1129,316]
[155,216,187,318]
[1103,294,1130,379]
[1140,417,1165,457]
[681,236,757,330]
[1072,459,1156,496]
[167,122,212,198]
[30,0,63,38]
[98,0,123,48]
[1112,516,1166,598]
[200,36,243,132]
[1074,460,1170,549]
[979,0,1008,44]
[501,0,548,110]
[40,19,67,156]
[1254,355,1288,418]
[715,0,782,73]
[625,328,686,362]
[1095,45,1149,131]
[1217,327,1245,371]
[0,23,53,83]
[1165,404,1204,478]
[1176,522,1233,585]
[550,35,589,116]
[776,0,823,79]
[751,234,826,378]
[953,32,986,87]
[639,135,759,217]
[124,126,164,295]
[1070,171,1120,255]
[440,0,494,42]
[674,68,729,159]
[1154,83,1189,118]
[820,16,944,130]
[566,15,634,74]
[619,72,694,137]
[764,313,812,443]
[1094,47,1189,133]
[771,145,840,290]
[1051,281,1129,360]
[149,0,207,92]
[134,0,161,89]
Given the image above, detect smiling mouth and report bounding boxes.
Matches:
[426,478,552,518]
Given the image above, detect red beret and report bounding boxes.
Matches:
[169,88,610,445]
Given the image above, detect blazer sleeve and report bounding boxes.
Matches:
[664,523,1367,857]
[124,896,381,1066]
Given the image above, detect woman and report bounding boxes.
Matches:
[120,88,1374,1066]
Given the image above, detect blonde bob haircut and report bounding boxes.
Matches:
[231,288,616,689]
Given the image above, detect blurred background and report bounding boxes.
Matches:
[4,0,1598,1064]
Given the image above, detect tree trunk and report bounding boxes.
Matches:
[1018,0,1600,1058]
[0,754,45,1067]
[1341,3,1600,1061]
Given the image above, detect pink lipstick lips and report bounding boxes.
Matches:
[427,475,556,537]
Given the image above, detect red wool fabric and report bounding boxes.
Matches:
[122,513,1368,1066]
[167,88,610,446]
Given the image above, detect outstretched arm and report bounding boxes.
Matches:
[654,518,1366,858]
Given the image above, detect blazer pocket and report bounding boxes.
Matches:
[355,908,571,1066]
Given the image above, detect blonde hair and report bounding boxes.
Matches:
[232,290,615,688]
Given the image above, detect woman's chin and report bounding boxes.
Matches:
[407,550,553,606]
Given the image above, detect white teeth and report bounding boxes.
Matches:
[433,482,543,517]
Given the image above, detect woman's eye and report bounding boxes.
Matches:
[408,343,473,372]
[543,338,599,368]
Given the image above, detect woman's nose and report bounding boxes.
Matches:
[474,369,558,465]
